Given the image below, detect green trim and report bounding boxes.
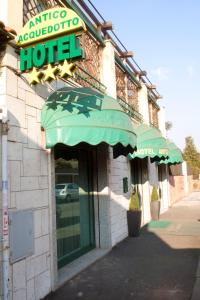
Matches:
[56,147,95,268]
[64,0,105,46]
[115,54,141,88]
[58,244,95,268]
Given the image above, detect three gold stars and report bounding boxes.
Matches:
[28,61,76,85]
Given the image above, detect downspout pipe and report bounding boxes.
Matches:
[1,108,9,300]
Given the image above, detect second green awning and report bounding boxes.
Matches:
[41,87,137,154]
[159,140,183,165]
[128,123,169,160]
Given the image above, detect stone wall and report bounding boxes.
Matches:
[108,150,130,246]
[3,45,52,300]
[169,175,200,205]
[100,39,131,246]
[169,175,187,205]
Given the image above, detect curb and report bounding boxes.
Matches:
[191,257,200,300]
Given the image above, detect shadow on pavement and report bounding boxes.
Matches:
[44,220,200,300]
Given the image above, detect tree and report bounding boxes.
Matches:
[183,136,200,178]
[165,121,172,131]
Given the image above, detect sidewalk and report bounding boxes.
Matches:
[45,192,200,300]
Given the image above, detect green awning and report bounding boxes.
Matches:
[128,124,169,160]
[159,140,183,165]
[41,87,137,155]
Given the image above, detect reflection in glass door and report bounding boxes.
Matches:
[55,146,95,268]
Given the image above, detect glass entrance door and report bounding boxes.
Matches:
[131,158,140,186]
[55,146,95,268]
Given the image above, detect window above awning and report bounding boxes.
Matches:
[159,140,183,165]
[41,87,137,156]
[128,123,169,160]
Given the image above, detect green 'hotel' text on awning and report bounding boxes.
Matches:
[20,34,83,71]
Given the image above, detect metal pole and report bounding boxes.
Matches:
[1,122,9,300]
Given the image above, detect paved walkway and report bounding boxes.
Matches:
[45,192,200,300]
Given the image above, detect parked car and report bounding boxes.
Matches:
[55,183,79,203]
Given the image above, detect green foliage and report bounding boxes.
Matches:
[183,136,200,178]
[151,186,159,201]
[129,189,141,211]
[165,121,173,131]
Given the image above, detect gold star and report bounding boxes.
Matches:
[43,64,58,82]
[58,60,76,78]
[29,67,43,85]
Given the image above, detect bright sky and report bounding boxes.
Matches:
[91,0,200,151]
